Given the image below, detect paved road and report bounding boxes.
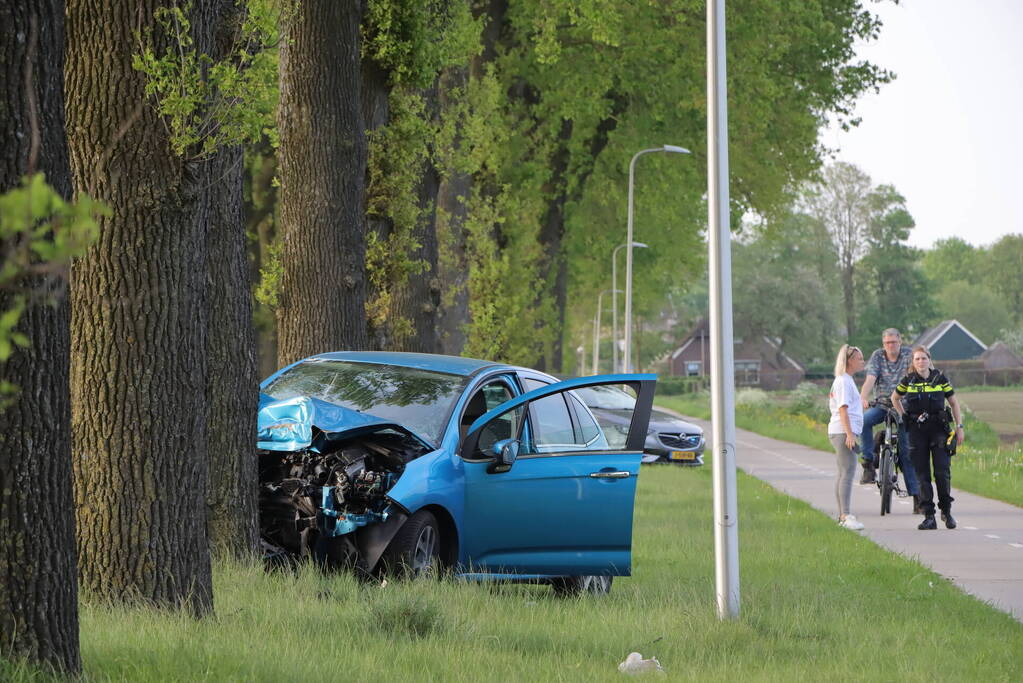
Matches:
[681,415,1023,623]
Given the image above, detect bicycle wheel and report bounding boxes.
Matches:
[879,446,894,515]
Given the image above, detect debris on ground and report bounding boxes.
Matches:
[618,652,665,675]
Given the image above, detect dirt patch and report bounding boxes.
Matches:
[956,391,1023,444]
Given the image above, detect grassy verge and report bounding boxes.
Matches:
[7,466,1023,681]
[658,393,1023,509]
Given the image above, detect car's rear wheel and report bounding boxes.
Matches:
[379,510,441,579]
[551,575,613,597]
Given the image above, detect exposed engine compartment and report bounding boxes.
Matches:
[259,427,429,567]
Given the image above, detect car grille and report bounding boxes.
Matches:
[658,433,702,449]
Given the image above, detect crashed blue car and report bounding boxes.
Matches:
[257,351,655,595]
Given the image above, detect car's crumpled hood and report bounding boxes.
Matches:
[257,393,430,451]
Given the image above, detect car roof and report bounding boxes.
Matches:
[306,351,503,377]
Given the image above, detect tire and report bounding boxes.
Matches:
[551,575,613,597]
[879,446,894,516]
[379,510,441,579]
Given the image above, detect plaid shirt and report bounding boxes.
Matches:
[865,345,913,399]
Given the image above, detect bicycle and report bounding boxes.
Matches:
[871,397,904,515]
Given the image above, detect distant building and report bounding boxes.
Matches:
[669,318,805,390]
[912,320,987,361]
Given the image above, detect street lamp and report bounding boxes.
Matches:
[592,288,621,374]
[623,145,690,372]
[613,241,647,373]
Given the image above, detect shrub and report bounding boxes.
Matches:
[788,381,829,423]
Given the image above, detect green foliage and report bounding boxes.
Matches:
[933,280,1010,345]
[132,0,286,158]
[0,174,105,361]
[363,0,481,88]
[254,237,283,308]
[983,233,1023,324]
[364,89,433,344]
[787,381,830,423]
[852,183,935,348]
[922,236,980,283]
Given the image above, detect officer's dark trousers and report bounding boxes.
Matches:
[908,424,953,517]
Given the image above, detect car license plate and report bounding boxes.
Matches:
[670,451,696,461]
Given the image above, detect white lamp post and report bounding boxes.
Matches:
[623,145,690,372]
[613,241,647,373]
[592,288,621,374]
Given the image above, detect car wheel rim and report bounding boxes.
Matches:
[412,525,436,572]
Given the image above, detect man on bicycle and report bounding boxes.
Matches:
[858,328,921,511]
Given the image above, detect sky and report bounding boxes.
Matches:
[821,0,1023,250]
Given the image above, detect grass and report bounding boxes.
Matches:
[6,465,1023,681]
[956,390,1023,443]
[658,393,1023,509]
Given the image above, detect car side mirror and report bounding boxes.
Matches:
[486,438,520,474]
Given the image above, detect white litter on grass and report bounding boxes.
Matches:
[618,652,665,675]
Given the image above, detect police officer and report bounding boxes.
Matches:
[891,346,965,530]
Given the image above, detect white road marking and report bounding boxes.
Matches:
[963,526,978,530]
[985,534,1001,539]
[1010,543,1023,549]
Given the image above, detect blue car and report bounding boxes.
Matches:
[257,351,655,595]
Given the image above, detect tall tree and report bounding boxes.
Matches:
[275,0,368,366]
[205,0,259,559]
[804,162,873,338]
[853,183,935,347]
[984,234,1023,324]
[66,0,213,614]
[732,212,842,365]
[0,1,81,672]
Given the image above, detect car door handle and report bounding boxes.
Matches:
[590,471,631,479]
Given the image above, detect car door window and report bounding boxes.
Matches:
[461,379,517,455]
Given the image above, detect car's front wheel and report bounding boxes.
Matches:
[551,575,613,597]
[379,509,441,579]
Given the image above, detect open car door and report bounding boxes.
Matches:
[458,374,656,576]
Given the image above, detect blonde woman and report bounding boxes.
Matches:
[829,344,866,530]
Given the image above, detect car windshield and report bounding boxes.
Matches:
[574,384,637,410]
[263,360,470,445]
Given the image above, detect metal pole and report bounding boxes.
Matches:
[612,247,620,374]
[624,148,688,372]
[708,0,740,619]
[593,288,620,375]
[613,242,647,373]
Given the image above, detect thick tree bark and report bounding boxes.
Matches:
[0,1,81,672]
[65,0,213,615]
[276,0,368,366]
[206,143,258,558]
[204,0,258,560]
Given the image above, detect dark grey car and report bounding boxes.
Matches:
[573,385,705,465]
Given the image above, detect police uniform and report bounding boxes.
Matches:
[894,369,956,519]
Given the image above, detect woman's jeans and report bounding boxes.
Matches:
[861,406,920,496]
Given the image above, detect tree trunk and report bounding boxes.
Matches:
[390,83,441,353]
[205,144,258,558]
[436,67,471,356]
[0,1,81,672]
[204,0,258,560]
[65,0,213,615]
[276,0,368,366]
[361,58,392,351]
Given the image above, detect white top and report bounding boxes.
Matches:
[828,373,863,436]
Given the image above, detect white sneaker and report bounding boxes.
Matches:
[839,515,864,530]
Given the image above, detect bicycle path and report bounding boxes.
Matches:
[678,414,1023,623]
